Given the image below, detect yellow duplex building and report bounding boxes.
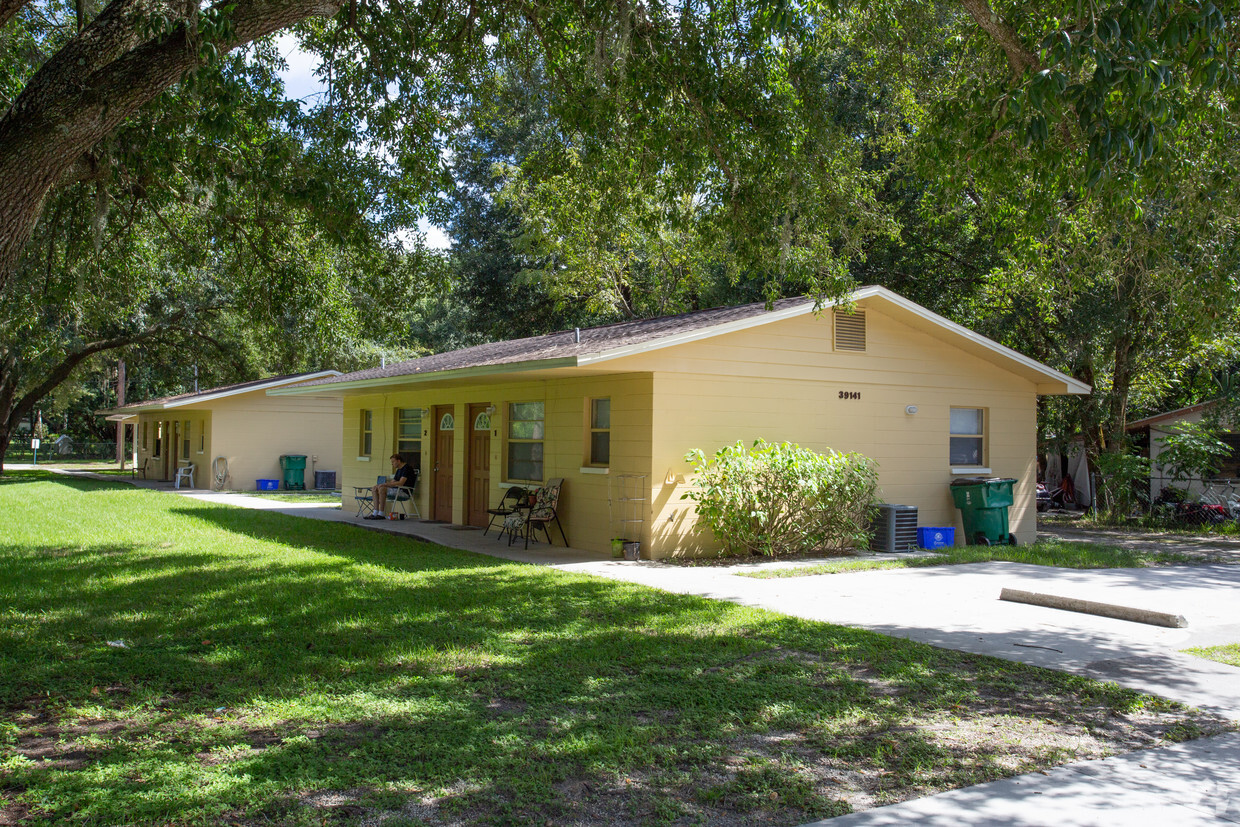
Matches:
[101,372,343,491]
[274,287,1088,558]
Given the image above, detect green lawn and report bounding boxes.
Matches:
[1183,644,1240,668]
[736,540,1204,579]
[244,491,343,504]
[0,472,1228,826]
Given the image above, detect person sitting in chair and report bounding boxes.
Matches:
[366,453,416,520]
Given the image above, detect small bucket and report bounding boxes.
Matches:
[622,541,641,561]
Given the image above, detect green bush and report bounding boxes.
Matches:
[1093,450,1150,523]
[682,440,879,556]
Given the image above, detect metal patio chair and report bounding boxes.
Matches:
[354,475,385,518]
[484,486,528,537]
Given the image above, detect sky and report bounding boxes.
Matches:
[275,35,452,251]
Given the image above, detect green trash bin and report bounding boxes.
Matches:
[279,454,307,491]
[950,477,1017,546]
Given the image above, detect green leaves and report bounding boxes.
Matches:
[681,439,880,556]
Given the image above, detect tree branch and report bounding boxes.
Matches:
[957,0,1041,79]
[0,0,344,292]
[3,311,194,436]
[0,0,33,30]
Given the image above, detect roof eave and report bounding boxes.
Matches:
[268,358,581,395]
[865,287,1092,396]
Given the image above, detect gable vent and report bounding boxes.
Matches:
[834,310,867,352]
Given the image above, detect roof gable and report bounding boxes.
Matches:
[273,287,1089,396]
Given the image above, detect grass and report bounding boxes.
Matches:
[0,471,1229,826]
[1183,644,1240,668]
[243,491,343,504]
[735,539,1205,579]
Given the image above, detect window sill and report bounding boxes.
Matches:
[579,466,610,475]
[357,456,371,462]
[951,467,992,475]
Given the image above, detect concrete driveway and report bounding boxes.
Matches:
[558,554,1240,718]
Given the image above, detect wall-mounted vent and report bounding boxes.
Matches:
[835,310,867,352]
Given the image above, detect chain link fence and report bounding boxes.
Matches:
[8,437,129,463]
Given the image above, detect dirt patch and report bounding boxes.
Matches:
[1039,523,1240,564]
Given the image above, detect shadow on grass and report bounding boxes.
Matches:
[0,491,1218,826]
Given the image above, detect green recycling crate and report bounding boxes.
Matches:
[279,454,307,491]
[950,477,1016,546]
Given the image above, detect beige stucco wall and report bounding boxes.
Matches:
[339,374,653,551]
[338,300,1044,558]
[210,392,342,490]
[133,392,342,490]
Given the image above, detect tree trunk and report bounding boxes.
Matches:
[0,0,342,292]
[115,358,126,466]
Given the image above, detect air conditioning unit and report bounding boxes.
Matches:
[869,504,918,553]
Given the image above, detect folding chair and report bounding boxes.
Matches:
[387,469,421,520]
[354,475,385,518]
[484,486,528,537]
[511,478,568,549]
[174,463,195,489]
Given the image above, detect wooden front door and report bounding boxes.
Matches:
[432,405,455,522]
[466,404,492,527]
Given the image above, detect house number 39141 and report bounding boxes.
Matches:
[838,391,861,400]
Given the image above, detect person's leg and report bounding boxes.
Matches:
[375,484,388,513]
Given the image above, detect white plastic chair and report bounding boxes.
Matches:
[174,463,195,489]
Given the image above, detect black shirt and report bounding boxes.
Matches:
[392,464,416,487]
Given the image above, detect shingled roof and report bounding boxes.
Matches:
[100,371,341,415]
[272,286,1090,396]
[290,296,818,388]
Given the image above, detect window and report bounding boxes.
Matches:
[360,409,373,456]
[154,422,163,457]
[950,408,985,466]
[198,420,205,454]
[508,401,544,481]
[588,398,610,465]
[141,423,148,453]
[181,420,191,459]
[395,408,422,466]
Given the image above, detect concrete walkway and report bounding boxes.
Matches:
[43,469,1240,824]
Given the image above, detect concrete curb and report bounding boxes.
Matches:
[1000,587,1189,628]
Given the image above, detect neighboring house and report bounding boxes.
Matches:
[1127,402,1240,500]
[98,372,344,490]
[272,286,1089,558]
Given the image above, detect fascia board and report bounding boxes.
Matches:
[99,371,343,413]
[867,287,1092,396]
[267,358,580,395]
[158,371,343,407]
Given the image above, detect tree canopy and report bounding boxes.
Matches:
[1,0,1237,471]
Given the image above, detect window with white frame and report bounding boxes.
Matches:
[508,402,544,481]
[950,408,986,466]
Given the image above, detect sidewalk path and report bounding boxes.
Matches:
[48,470,1240,824]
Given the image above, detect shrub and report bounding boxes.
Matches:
[1093,450,1150,523]
[682,440,879,556]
